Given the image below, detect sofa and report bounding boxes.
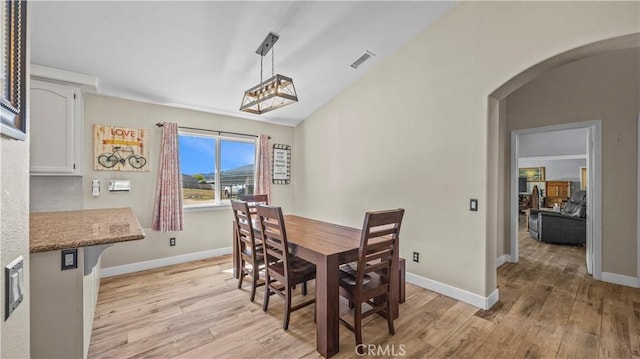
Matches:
[528,190,586,245]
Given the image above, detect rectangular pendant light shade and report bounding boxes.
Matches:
[240,74,298,115]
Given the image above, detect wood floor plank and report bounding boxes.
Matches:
[556,297,602,359]
[506,282,553,322]
[428,315,496,358]
[470,318,529,358]
[598,298,634,358]
[512,339,559,359]
[401,337,436,359]
[418,301,479,348]
[91,305,184,346]
[475,280,525,323]
[632,301,640,357]
[524,286,575,352]
[128,328,215,359]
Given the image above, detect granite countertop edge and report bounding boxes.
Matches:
[30,207,146,254]
[30,232,146,253]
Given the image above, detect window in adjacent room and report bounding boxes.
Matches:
[178,131,256,207]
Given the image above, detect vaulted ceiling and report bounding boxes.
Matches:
[30,1,457,126]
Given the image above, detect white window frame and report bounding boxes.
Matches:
[179,129,257,210]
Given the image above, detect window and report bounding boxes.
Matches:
[179,132,256,207]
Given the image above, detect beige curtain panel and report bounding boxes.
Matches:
[256,134,271,200]
[152,122,184,232]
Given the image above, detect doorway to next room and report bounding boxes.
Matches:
[511,123,600,277]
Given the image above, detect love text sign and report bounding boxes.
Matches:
[94,124,149,171]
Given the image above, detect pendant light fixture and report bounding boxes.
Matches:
[240,32,298,115]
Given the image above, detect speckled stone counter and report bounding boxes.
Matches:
[30,207,145,253]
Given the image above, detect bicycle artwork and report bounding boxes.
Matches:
[97,146,147,169]
[94,124,150,171]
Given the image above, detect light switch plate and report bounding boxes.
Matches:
[5,256,24,320]
[470,199,478,212]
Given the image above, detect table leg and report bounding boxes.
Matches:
[399,257,406,304]
[316,254,340,358]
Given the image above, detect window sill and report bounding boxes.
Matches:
[183,202,231,213]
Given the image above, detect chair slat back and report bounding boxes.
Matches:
[256,205,290,280]
[231,200,258,259]
[239,194,269,216]
[356,208,405,290]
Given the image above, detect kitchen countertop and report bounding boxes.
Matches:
[30,207,145,253]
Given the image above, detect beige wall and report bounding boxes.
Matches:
[1,131,31,358]
[82,95,295,268]
[293,1,639,298]
[503,48,640,276]
[0,6,30,357]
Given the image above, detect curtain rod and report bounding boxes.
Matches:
[155,123,270,139]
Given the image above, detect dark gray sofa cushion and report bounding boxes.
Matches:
[528,190,587,245]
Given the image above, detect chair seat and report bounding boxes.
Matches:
[241,245,264,258]
[269,257,316,282]
[339,262,372,286]
[340,270,381,290]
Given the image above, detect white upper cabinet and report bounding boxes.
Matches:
[30,79,83,175]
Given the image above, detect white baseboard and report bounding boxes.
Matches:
[485,288,499,309]
[601,271,639,288]
[100,247,232,278]
[496,254,511,268]
[406,272,499,310]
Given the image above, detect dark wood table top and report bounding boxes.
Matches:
[283,215,361,256]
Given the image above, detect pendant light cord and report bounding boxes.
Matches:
[260,54,263,84]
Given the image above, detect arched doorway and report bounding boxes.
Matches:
[487,33,639,285]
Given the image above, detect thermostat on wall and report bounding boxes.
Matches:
[108,180,131,192]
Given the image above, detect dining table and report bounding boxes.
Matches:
[232,214,400,358]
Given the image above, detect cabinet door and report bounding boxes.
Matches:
[30,80,81,174]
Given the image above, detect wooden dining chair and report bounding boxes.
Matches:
[238,194,269,216]
[338,208,405,351]
[231,200,264,302]
[256,204,316,330]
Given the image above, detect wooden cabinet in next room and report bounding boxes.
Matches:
[545,180,570,207]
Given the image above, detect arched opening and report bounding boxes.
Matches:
[487,33,640,289]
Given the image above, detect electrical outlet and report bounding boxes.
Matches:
[61,249,78,270]
[412,251,419,263]
[169,237,176,246]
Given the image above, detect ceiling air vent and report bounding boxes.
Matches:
[350,50,375,69]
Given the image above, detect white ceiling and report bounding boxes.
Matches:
[30,1,457,126]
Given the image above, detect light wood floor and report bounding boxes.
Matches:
[89,219,640,358]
